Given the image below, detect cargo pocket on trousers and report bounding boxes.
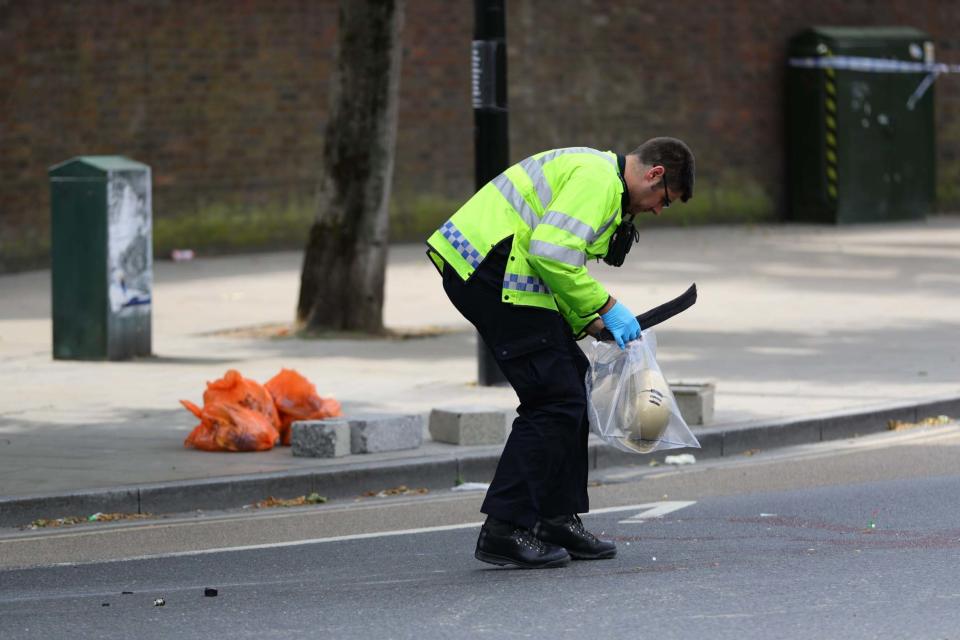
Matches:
[492,332,553,360]
[492,332,556,398]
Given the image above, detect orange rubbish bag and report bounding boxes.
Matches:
[182,370,281,452]
[264,368,343,445]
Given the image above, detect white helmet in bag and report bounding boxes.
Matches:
[621,369,672,453]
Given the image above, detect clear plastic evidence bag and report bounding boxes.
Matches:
[585,332,700,454]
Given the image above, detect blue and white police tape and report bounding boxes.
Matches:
[789,55,960,75]
[788,55,960,110]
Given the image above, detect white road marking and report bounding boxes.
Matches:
[40,521,486,567]
[616,501,697,524]
[0,489,490,544]
[27,501,696,568]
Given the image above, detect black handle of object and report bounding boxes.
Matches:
[596,283,698,342]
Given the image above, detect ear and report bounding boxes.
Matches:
[645,165,665,181]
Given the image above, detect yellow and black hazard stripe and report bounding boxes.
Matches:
[816,42,839,201]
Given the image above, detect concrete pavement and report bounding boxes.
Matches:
[1,219,959,525]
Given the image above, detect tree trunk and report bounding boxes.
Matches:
[296,0,404,333]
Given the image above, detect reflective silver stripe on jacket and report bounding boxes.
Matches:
[529,239,586,267]
[543,208,620,245]
[503,273,551,294]
[438,220,483,269]
[541,210,594,242]
[496,148,614,230]
[492,173,540,229]
[519,156,552,210]
[594,208,620,240]
[516,148,615,212]
[536,147,616,168]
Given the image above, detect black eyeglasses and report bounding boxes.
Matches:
[662,175,671,209]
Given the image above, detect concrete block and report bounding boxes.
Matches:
[429,407,508,445]
[291,420,351,458]
[348,413,423,454]
[670,381,715,425]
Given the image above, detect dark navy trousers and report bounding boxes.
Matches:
[440,243,591,529]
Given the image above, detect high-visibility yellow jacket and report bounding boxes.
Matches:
[427,147,624,337]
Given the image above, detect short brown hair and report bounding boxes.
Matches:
[630,137,696,202]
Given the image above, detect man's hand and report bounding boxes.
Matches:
[600,301,641,349]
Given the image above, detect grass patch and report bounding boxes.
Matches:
[153,199,315,257]
[0,181,777,273]
[390,191,465,242]
[0,226,50,272]
[638,179,776,227]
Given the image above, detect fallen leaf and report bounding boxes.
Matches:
[253,493,329,509]
[888,415,951,432]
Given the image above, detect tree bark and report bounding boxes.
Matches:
[296,0,404,333]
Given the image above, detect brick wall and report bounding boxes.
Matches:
[508,0,960,220]
[2,0,958,271]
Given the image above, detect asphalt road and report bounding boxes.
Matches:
[2,425,959,640]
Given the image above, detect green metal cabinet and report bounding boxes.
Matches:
[49,156,152,360]
[787,27,936,223]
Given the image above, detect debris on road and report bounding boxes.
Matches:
[362,485,429,498]
[204,588,218,597]
[153,598,165,607]
[888,414,951,432]
[742,448,761,456]
[250,493,328,509]
[28,516,85,528]
[27,512,152,530]
[451,482,490,492]
[664,454,697,466]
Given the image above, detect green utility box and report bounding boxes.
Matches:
[49,156,152,360]
[787,27,936,223]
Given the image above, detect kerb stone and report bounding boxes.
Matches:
[670,381,715,426]
[348,414,423,454]
[429,407,508,445]
[291,420,352,458]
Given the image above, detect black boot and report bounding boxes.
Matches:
[475,518,570,569]
[533,514,617,560]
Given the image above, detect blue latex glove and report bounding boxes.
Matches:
[600,301,642,349]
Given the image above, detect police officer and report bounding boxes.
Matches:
[427,137,695,568]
